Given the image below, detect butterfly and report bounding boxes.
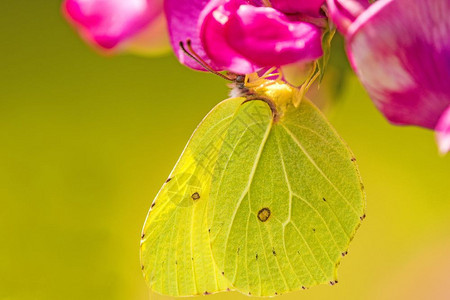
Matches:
[140,44,365,297]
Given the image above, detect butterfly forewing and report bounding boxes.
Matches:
[140,97,245,296]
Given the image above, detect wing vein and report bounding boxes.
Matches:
[209,125,254,232]
[290,221,327,282]
[244,212,251,292]
[256,214,277,294]
[282,122,347,159]
[189,203,198,294]
[292,193,341,252]
[280,124,360,216]
[220,119,273,273]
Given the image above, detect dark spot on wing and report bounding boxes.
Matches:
[351,157,356,162]
[256,253,258,260]
[360,214,366,221]
[257,207,271,222]
[151,202,156,208]
[191,192,200,201]
[222,272,225,275]
[342,251,348,257]
[204,291,211,295]
[141,233,145,239]
[302,286,306,290]
[141,265,145,270]
[165,177,172,183]
[312,228,316,232]
[330,280,338,285]
[322,197,326,202]
[272,248,277,256]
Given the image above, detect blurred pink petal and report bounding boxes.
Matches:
[201,1,323,73]
[64,0,164,52]
[125,13,170,55]
[326,0,369,34]
[345,0,450,130]
[436,106,450,154]
[271,0,325,16]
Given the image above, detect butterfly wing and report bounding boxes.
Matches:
[208,98,365,296]
[140,97,245,296]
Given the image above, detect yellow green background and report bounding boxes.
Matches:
[1,1,449,299]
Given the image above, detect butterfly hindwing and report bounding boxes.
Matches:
[208,98,365,296]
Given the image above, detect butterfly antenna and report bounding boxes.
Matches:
[179,39,233,81]
[186,40,211,71]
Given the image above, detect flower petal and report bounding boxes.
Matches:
[271,0,325,16]
[200,0,259,73]
[326,0,370,34]
[228,6,323,66]
[436,106,450,154]
[201,2,323,74]
[64,0,163,50]
[346,0,450,129]
[164,0,220,70]
[125,12,170,55]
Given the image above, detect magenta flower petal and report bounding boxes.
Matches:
[164,0,220,70]
[436,106,450,154]
[124,13,170,55]
[346,0,450,129]
[271,0,325,16]
[326,0,370,34]
[228,6,323,66]
[200,0,259,73]
[201,2,323,74]
[64,0,163,50]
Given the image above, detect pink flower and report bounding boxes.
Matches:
[64,0,327,73]
[328,0,450,153]
[166,0,326,74]
[436,107,450,154]
[326,0,369,34]
[271,0,326,16]
[63,0,168,54]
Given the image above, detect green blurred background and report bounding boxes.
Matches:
[1,1,449,299]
